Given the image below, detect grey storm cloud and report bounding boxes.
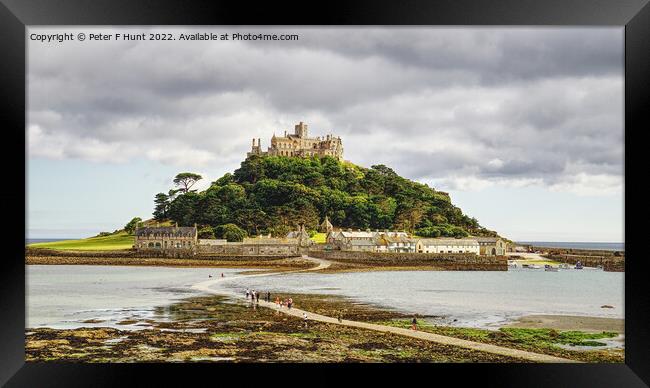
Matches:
[27,26,623,195]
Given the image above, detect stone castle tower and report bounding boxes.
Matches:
[247,122,343,161]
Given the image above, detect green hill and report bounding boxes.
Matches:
[156,155,498,239]
[28,231,135,251]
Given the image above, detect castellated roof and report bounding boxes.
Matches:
[135,226,196,237]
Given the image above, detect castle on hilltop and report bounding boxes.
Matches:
[247,122,343,161]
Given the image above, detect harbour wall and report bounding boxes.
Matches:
[308,251,507,271]
[25,247,299,261]
[530,246,625,272]
[531,246,624,257]
[542,254,625,272]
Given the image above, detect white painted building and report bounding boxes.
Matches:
[416,238,480,255]
[380,236,418,253]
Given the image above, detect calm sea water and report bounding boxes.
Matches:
[219,268,624,329]
[517,241,624,251]
[26,265,246,329]
[27,265,624,330]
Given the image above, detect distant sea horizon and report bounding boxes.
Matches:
[516,241,624,251]
[26,238,71,244]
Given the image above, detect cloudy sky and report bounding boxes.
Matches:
[27,27,624,241]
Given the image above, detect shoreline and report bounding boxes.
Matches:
[25,254,503,273]
[25,292,624,363]
[25,255,624,362]
[27,257,624,329]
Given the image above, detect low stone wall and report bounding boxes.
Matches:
[197,244,300,256]
[308,250,506,271]
[25,247,299,261]
[543,254,625,272]
[531,246,624,258]
[26,248,140,257]
[194,253,301,261]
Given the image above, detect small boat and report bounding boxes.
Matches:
[545,266,559,272]
[575,261,583,270]
[559,263,570,269]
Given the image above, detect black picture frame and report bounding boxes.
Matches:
[1,0,648,386]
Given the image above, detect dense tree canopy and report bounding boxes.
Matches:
[153,155,498,238]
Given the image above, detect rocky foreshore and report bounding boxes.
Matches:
[25,294,523,363]
[25,293,624,363]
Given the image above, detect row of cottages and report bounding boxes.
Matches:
[196,236,306,255]
[326,229,504,255]
[327,230,417,252]
[135,225,310,256]
[417,238,480,255]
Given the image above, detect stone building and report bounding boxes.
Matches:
[241,237,301,255]
[347,239,378,252]
[416,238,480,255]
[476,237,507,256]
[135,226,198,251]
[248,122,343,160]
[196,236,303,256]
[319,216,334,233]
[285,224,314,247]
[327,230,375,248]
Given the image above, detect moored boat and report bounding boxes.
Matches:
[575,261,583,270]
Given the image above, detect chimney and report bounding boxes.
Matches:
[284,130,287,137]
[252,138,255,147]
[258,138,261,147]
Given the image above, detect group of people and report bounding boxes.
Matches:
[273,296,294,309]
[245,288,273,303]
[244,288,416,330]
[243,289,307,326]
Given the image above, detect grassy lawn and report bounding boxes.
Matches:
[380,319,617,347]
[377,319,621,362]
[29,231,135,251]
[310,232,327,244]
